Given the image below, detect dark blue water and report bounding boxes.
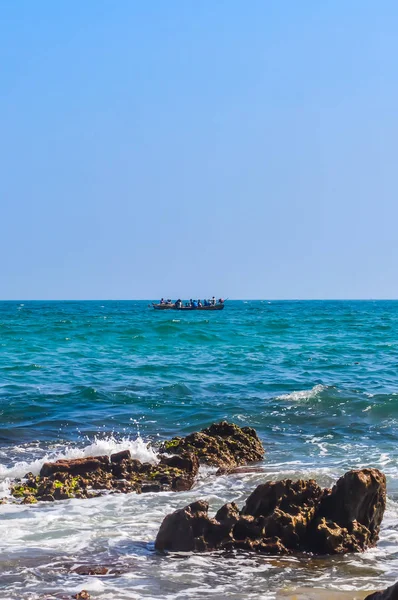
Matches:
[1,300,398,599]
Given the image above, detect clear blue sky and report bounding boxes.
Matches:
[1,0,397,299]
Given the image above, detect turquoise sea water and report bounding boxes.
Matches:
[1,300,398,599]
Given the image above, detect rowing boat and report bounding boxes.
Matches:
[152,303,224,311]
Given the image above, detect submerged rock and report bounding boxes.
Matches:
[160,421,264,468]
[155,468,386,556]
[73,592,90,600]
[365,582,398,599]
[73,565,108,575]
[10,422,263,503]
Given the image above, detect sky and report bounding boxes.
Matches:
[1,0,397,300]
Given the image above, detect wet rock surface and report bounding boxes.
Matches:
[155,468,386,556]
[73,592,90,600]
[365,582,398,599]
[10,422,264,503]
[159,421,264,468]
[73,565,109,576]
[11,449,199,502]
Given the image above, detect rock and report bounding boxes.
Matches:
[110,449,131,463]
[365,582,398,599]
[11,449,199,503]
[22,495,37,504]
[74,565,108,575]
[40,457,110,478]
[159,452,199,475]
[72,592,90,600]
[160,421,264,468]
[242,478,323,520]
[216,465,265,476]
[40,494,55,502]
[155,468,386,556]
[9,422,264,504]
[141,484,162,493]
[314,468,386,552]
[155,500,208,551]
[155,500,234,552]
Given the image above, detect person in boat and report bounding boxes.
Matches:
[160,298,165,304]
[175,299,182,309]
[198,299,203,307]
[211,296,216,306]
[218,298,224,304]
[203,299,208,306]
[192,299,198,308]
[189,299,193,307]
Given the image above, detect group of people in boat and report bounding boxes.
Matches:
[159,297,224,308]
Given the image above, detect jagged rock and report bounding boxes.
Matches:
[312,468,386,553]
[155,468,386,556]
[11,452,195,503]
[365,582,398,599]
[155,500,236,552]
[159,453,199,474]
[22,495,37,504]
[160,421,264,468]
[9,423,263,504]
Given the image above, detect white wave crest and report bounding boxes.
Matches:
[0,435,158,485]
[277,384,326,402]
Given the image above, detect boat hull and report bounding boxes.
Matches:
[152,304,224,311]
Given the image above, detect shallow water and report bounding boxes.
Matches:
[1,300,398,598]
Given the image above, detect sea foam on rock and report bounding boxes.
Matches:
[10,422,264,503]
[155,468,386,555]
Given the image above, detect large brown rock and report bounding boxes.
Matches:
[40,456,110,478]
[241,478,325,552]
[159,453,199,475]
[365,582,398,599]
[160,421,264,468]
[310,468,386,554]
[155,468,386,556]
[155,500,237,552]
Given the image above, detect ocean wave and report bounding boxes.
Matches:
[0,435,158,486]
[277,384,327,402]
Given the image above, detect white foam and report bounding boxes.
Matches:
[306,436,329,456]
[0,435,158,483]
[277,384,326,402]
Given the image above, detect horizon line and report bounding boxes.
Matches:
[0,298,397,302]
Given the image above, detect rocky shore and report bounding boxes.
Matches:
[9,421,264,503]
[2,422,395,599]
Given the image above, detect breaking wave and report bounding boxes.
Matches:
[277,384,327,402]
[0,435,158,485]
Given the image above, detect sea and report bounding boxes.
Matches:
[0,300,398,600]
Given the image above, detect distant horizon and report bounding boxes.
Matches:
[1,298,398,302]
